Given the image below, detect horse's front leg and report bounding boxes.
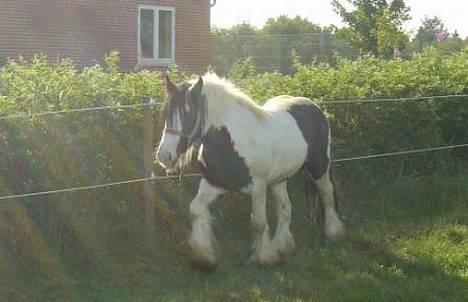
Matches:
[249,180,281,265]
[189,179,224,270]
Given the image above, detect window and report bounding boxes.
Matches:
[138,6,175,65]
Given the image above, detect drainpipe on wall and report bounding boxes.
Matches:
[211,0,217,7]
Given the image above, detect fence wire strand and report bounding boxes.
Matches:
[1,143,467,201]
[333,143,468,163]
[0,102,156,121]
[0,94,468,121]
[322,94,468,104]
[0,173,202,201]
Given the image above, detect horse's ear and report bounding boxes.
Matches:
[191,76,203,97]
[165,75,177,95]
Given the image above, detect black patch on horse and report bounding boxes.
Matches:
[287,101,330,179]
[200,127,252,191]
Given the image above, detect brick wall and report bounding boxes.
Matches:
[0,0,211,73]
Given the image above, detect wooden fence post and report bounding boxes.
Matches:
[143,96,155,243]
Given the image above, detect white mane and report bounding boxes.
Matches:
[195,73,268,121]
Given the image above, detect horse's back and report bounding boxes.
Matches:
[263,95,313,110]
[264,95,331,180]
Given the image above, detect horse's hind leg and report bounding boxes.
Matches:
[271,181,296,257]
[249,180,280,265]
[312,169,345,240]
[189,179,223,270]
[304,174,322,224]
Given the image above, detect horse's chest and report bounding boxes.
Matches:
[199,127,252,191]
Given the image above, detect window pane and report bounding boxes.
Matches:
[159,10,173,59]
[140,9,154,59]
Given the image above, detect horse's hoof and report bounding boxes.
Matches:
[248,251,282,266]
[190,257,218,272]
[325,220,345,241]
[274,237,296,257]
[189,247,217,271]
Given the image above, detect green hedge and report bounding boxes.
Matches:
[0,51,167,190]
[230,47,468,178]
[1,48,468,190]
[1,48,468,191]
[0,52,164,114]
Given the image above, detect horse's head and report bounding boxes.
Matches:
[156,75,204,170]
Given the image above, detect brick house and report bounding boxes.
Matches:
[0,0,212,73]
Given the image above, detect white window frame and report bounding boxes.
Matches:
[137,5,176,66]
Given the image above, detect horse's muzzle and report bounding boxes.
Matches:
[156,149,176,168]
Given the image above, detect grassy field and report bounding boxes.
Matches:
[1,167,467,302]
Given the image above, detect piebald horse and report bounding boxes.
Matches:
[156,73,344,269]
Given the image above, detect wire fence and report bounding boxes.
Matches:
[212,31,358,74]
[0,173,201,201]
[1,94,467,121]
[1,93,467,201]
[0,102,156,121]
[332,143,468,163]
[321,94,468,105]
[215,32,323,38]
[1,142,467,201]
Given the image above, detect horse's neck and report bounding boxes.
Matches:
[203,94,263,132]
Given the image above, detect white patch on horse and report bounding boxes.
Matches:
[184,88,191,112]
[197,145,207,167]
[156,121,182,167]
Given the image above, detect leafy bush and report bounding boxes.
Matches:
[0,52,164,114]
[229,47,468,178]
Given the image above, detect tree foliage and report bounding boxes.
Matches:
[212,16,357,75]
[411,16,465,54]
[414,16,445,48]
[332,0,410,57]
[263,15,322,34]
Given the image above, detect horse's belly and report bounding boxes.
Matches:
[268,132,307,183]
[253,112,308,183]
[207,107,308,187]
